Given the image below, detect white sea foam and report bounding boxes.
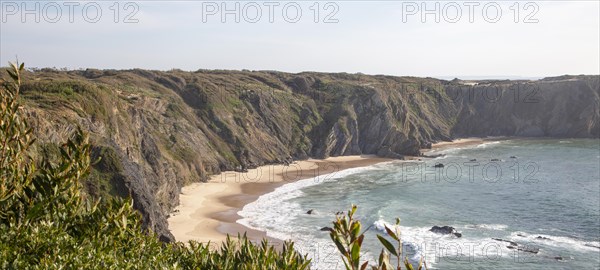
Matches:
[372,219,518,268]
[236,139,599,269]
[463,224,509,231]
[237,165,382,269]
[509,232,600,253]
[476,141,501,148]
[432,140,501,156]
[236,160,538,269]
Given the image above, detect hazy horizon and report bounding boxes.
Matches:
[11,65,592,81]
[2,1,599,77]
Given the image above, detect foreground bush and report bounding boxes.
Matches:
[0,61,422,270]
[328,205,428,270]
[0,62,309,269]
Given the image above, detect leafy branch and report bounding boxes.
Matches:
[329,205,428,270]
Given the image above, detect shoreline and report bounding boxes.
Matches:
[167,155,393,245]
[167,138,487,245]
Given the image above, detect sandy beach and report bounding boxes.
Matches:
[167,155,393,245]
[167,138,487,245]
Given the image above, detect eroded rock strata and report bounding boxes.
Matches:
[10,69,598,241]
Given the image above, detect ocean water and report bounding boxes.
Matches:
[238,139,600,269]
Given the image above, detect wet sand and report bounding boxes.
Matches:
[167,138,487,246]
[167,156,392,246]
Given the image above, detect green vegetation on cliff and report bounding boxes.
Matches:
[3,64,598,247]
[2,63,598,269]
[0,63,310,269]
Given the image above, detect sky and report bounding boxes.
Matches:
[1,1,599,78]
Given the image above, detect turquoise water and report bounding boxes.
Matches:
[239,139,600,269]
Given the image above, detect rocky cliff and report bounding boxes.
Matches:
[8,69,598,241]
[448,76,600,138]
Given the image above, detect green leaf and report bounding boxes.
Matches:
[121,214,127,229]
[342,258,351,270]
[405,257,415,270]
[350,242,360,267]
[7,70,18,81]
[377,234,398,256]
[351,222,361,239]
[330,234,347,256]
[384,225,398,241]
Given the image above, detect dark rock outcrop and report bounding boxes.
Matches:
[492,238,518,246]
[492,238,540,254]
[430,226,461,237]
[320,227,333,232]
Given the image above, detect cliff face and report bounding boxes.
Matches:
[10,69,598,241]
[449,76,600,138]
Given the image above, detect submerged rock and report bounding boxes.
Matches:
[493,238,540,254]
[492,238,518,246]
[507,245,540,254]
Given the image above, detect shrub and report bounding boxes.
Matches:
[328,205,428,270]
[0,62,310,269]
